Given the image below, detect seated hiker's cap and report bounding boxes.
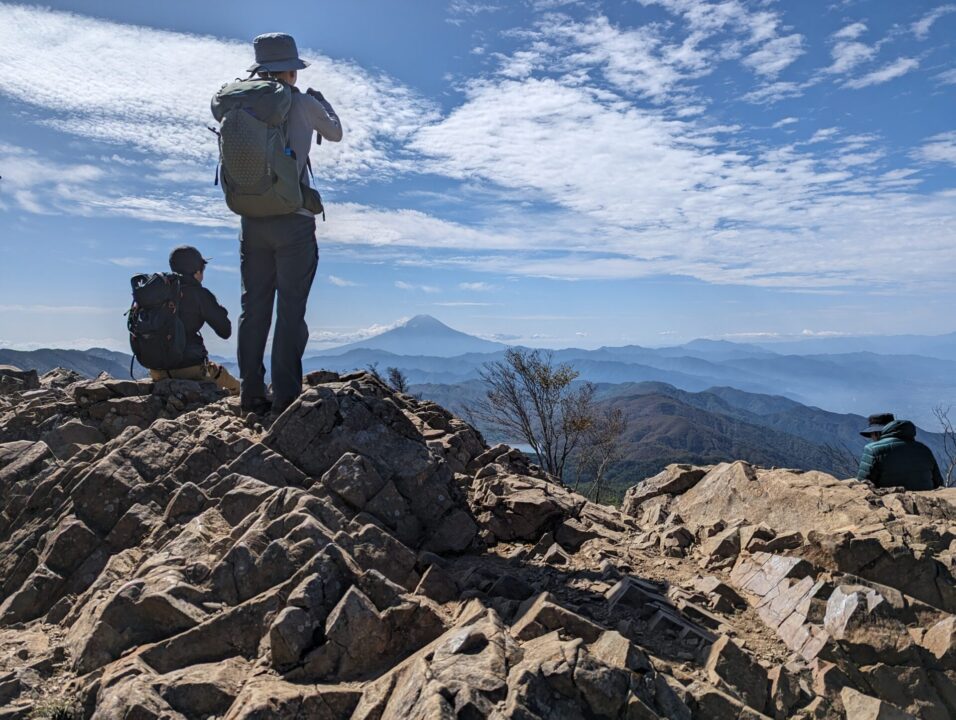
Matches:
[169,246,210,275]
[248,33,310,73]
[860,412,894,437]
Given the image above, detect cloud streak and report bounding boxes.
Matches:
[912,5,956,40]
[328,274,361,287]
[914,132,956,167]
[844,57,919,89]
[0,4,437,182]
[309,319,408,346]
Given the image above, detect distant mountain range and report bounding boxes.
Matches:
[296,316,956,428]
[3,315,953,488]
[0,347,147,380]
[753,332,956,362]
[415,378,948,497]
[5,315,953,428]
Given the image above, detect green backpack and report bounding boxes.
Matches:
[211,79,311,218]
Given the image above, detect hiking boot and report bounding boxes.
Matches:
[240,396,272,415]
[270,397,295,417]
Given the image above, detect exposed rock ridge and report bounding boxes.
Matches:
[0,364,954,718]
[621,460,956,719]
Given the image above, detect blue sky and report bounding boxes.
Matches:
[0,0,954,354]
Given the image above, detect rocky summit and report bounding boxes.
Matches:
[2,367,956,718]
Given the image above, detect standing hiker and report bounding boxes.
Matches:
[212,32,343,415]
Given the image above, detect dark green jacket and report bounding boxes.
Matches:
[856,420,943,491]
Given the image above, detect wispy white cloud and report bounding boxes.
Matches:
[772,117,798,128]
[497,15,706,101]
[0,143,106,216]
[637,0,804,79]
[834,22,867,41]
[807,127,839,143]
[825,30,876,75]
[108,257,149,268]
[912,4,956,39]
[395,280,440,293]
[800,329,846,337]
[741,80,807,104]
[0,4,437,183]
[843,57,919,89]
[446,0,503,24]
[328,274,361,287]
[527,0,586,9]
[914,132,956,167]
[936,68,956,85]
[308,319,408,347]
[742,34,804,77]
[449,0,502,15]
[459,281,495,291]
[406,56,956,290]
[493,2,804,105]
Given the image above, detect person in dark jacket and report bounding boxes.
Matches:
[148,246,240,395]
[856,417,944,491]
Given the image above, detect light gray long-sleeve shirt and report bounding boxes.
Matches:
[288,89,342,217]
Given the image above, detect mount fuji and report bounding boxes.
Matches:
[314,315,506,358]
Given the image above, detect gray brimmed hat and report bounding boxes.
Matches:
[860,412,894,437]
[247,33,309,73]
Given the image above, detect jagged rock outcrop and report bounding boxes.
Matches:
[621,460,956,719]
[1,369,954,718]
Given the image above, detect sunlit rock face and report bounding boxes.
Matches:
[1,364,955,719]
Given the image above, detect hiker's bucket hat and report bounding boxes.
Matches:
[860,413,894,437]
[247,33,309,73]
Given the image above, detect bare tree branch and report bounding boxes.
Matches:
[470,348,598,482]
[576,405,628,504]
[365,362,383,383]
[386,367,409,394]
[934,405,956,487]
[820,441,860,479]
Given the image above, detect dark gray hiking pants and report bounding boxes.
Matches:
[238,213,318,404]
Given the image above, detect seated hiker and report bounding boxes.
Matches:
[146,246,240,395]
[857,413,943,491]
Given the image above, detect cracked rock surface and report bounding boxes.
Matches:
[1,366,955,718]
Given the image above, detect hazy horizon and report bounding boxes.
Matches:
[3,312,956,355]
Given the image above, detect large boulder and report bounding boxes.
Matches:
[622,464,708,517]
[0,365,40,395]
[673,461,888,535]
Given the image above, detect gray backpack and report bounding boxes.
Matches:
[211,79,304,217]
